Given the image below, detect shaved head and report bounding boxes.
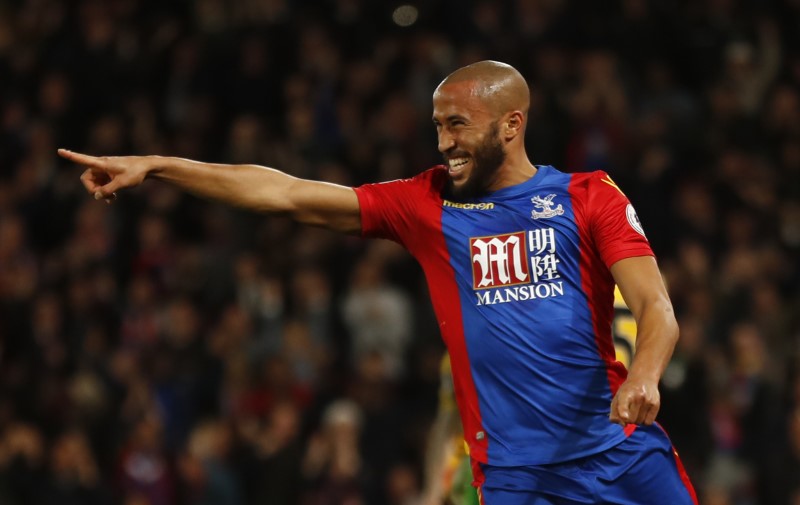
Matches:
[432,60,535,199]
[436,60,530,118]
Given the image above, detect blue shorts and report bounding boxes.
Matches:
[471,424,697,505]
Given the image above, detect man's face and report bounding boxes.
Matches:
[432,82,507,199]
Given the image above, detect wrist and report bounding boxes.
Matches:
[625,367,661,384]
[144,155,167,178]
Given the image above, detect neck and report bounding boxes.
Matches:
[488,151,537,191]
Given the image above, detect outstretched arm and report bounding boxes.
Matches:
[608,255,679,426]
[57,149,362,234]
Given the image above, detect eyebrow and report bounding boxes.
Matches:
[432,114,468,123]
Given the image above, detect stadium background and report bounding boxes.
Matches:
[0,0,799,503]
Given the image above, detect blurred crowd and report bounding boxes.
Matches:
[0,0,799,504]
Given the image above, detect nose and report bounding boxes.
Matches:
[437,129,455,153]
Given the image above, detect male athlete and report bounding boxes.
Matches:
[59,61,697,504]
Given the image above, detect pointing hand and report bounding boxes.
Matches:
[58,149,155,203]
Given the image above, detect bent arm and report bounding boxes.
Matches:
[612,256,678,382]
[608,255,679,425]
[58,150,361,234]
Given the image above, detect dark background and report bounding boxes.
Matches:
[0,0,798,504]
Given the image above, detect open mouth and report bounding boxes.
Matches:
[447,157,470,177]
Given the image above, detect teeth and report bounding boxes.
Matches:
[449,157,469,168]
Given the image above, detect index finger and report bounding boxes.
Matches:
[58,149,105,168]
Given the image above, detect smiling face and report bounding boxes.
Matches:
[433,81,507,199]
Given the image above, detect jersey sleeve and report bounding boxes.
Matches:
[354,169,442,249]
[586,171,654,268]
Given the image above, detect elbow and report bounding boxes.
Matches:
[662,302,680,346]
[641,296,679,346]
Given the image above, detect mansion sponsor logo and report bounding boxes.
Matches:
[443,200,495,210]
[475,281,564,306]
[470,229,565,306]
[470,232,529,289]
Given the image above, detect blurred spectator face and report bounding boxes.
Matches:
[3,423,44,466]
[123,494,153,505]
[291,267,331,311]
[286,104,315,145]
[374,92,418,144]
[228,115,264,162]
[343,61,382,100]
[213,304,253,351]
[708,83,740,120]
[581,51,618,87]
[678,240,711,279]
[730,323,765,376]
[50,430,99,486]
[298,25,340,78]
[133,416,164,453]
[704,485,734,505]
[675,183,716,232]
[720,248,760,287]
[765,85,800,130]
[269,401,300,443]
[128,275,156,308]
[535,45,568,86]
[725,41,755,79]
[87,115,126,154]
[163,298,200,347]
[69,369,109,421]
[263,355,295,391]
[385,463,419,505]
[472,1,501,34]
[675,316,706,357]
[357,351,389,383]
[723,210,756,248]
[322,399,362,445]
[38,72,71,117]
[186,420,231,462]
[32,292,63,339]
[0,214,26,259]
[138,214,171,254]
[79,0,114,48]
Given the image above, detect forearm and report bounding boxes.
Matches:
[627,298,678,382]
[148,156,299,214]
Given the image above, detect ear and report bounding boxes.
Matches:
[502,111,525,141]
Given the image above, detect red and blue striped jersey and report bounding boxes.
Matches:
[354,165,654,466]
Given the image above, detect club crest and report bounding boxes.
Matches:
[531,194,564,220]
